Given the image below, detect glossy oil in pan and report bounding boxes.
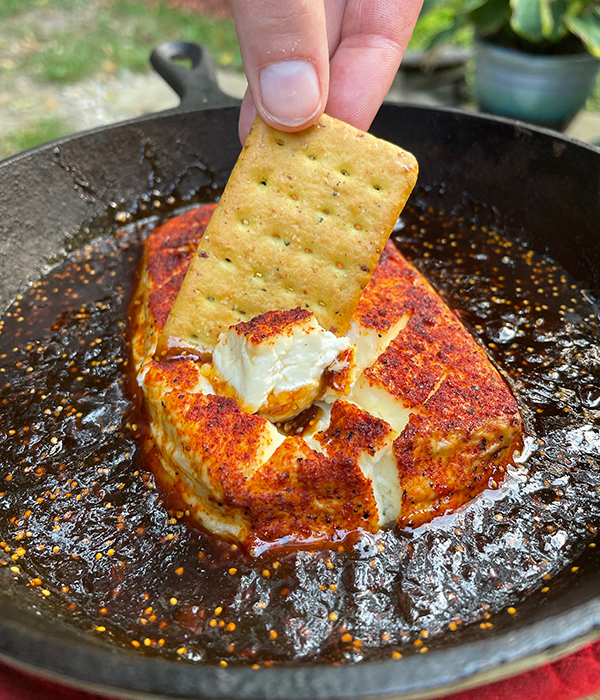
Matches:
[0,42,598,700]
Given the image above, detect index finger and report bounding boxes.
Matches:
[326,0,423,131]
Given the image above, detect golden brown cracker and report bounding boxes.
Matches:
[158,113,418,356]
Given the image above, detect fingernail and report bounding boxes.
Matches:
[259,60,321,127]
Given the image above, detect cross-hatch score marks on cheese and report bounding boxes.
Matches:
[157,114,418,358]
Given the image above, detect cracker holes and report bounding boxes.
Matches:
[206,296,215,302]
[272,234,281,239]
[258,178,268,187]
[224,258,232,263]
[275,139,285,147]
[290,194,298,201]
[305,248,312,254]
[322,209,330,216]
[354,224,362,231]
[336,262,345,269]
[307,154,318,161]
[241,218,250,226]
[340,169,351,177]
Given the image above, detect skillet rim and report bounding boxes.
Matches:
[3,100,600,169]
[0,594,598,700]
[0,102,599,699]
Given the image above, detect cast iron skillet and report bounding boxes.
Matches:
[0,41,599,700]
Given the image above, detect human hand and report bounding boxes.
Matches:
[231,0,423,143]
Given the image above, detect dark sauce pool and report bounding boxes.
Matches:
[0,200,598,666]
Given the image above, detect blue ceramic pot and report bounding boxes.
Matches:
[474,38,599,127]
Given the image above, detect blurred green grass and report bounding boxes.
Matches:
[0,0,65,19]
[2,117,69,155]
[0,0,242,157]
[2,0,470,86]
[3,0,242,84]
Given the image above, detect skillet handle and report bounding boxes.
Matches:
[150,41,241,112]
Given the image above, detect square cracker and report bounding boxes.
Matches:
[157,114,418,356]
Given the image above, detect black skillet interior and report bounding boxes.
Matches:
[0,42,598,700]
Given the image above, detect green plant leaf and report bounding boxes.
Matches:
[469,0,511,35]
[565,11,600,56]
[409,0,478,49]
[540,0,569,40]
[510,0,545,41]
[418,0,487,20]
[419,0,449,16]
[413,0,490,48]
[461,0,492,12]
[431,15,472,48]
[2,118,71,159]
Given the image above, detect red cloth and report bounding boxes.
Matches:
[1,639,599,700]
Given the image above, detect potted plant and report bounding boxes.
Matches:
[416,0,600,127]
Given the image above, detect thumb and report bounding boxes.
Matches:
[231,0,329,138]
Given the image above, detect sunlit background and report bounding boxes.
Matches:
[0,0,599,159]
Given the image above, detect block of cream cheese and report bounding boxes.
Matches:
[212,308,350,421]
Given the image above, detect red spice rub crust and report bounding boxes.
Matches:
[146,204,216,329]
[244,437,378,544]
[233,307,312,342]
[352,242,415,333]
[358,243,522,526]
[141,360,378,546]
[315,400,395,462]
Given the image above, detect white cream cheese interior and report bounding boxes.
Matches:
[212,310,350,418]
